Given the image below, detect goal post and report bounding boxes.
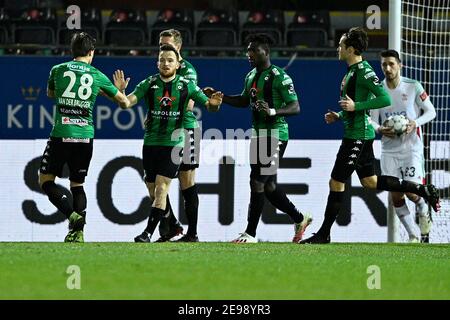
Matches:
[388,0,450,243]
[387,0,402,243]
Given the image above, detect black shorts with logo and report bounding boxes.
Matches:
[39,137,93,183]
[250,136,288,183]
[179,127,201,171]
[142,145,183,183]
[331,138,375,183]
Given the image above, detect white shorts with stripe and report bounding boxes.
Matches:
[380,151,425,184]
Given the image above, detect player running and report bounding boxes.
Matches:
[299,27,440,244]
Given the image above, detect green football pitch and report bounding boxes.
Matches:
[0,242,449,300]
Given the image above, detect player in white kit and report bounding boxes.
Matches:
[371,50,437,243]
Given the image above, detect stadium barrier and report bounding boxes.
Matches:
[0,139,395,242]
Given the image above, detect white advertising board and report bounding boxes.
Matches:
[0,139,447,242]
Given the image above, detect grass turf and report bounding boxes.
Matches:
[0,242,449,300]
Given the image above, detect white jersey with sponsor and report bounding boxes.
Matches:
[371,76,435,156]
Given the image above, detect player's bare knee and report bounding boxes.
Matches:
[329,178,345,192]
[405,192,419,202]
[153,195,166,210]
[360,176,377,189]
[392,195,406,207]
[391,191,404,201]
[154,184,167,198]
[153,185,168,209]
[250,179,265,193]
[154,177,171,199]
[391,191,406,207]
[146,182,156,199]
[179,170,195,190]
[38,174,55,189]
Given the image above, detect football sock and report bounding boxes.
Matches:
[265,186,303,223]
[158,196,176,236]
[317,191,344,236]
[394,200,417,238]
[245,192,265,237]
[144,206,154,234]
[145,207,165,236]
[182,185,199,236]
[377,176,427,197]
[70,186,86,214]
[41,181,73,219]
[413,197,427,217]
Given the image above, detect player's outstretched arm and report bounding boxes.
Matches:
[205,91,224,112]
[112,69,138,109]
[98,89,132,110]
[113,70,130,95]
[99,89,117,102]
[113,91,131,109]
[222,94,249,108]
[203,87,249,108]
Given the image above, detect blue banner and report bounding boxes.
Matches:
[0,56,383,139]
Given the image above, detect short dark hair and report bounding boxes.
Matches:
[159,44,180,60]
[343,27,368,55]
[159,29,182,46]
[380,49,401,62]
[245,33,274,53]
[71,32,96,58]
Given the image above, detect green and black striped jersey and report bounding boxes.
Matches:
[338,60,391,140]
[131,74,209,147]
[47,60,118,138]
[242,65,298,141]
[178,59,199,129]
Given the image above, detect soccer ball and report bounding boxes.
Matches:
[383,116,395,129]
[384,114,408,136]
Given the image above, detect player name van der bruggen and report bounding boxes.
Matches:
[57,97,91,108]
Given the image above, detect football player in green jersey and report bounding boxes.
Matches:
[154,29,202,242]
[39,32,130,243]
[300,27,440,244]
[112,45,223,242]
[204,34,312,243]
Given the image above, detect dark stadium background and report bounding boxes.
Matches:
[0,0,389,140]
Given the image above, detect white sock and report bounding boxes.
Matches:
[414,197,427,217]
[394,204,418,238]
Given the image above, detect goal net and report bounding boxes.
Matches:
[400,0,450,243]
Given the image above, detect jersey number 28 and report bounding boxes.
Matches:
[62,71,93,100]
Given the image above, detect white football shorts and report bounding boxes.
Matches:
[380,151,425,184]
